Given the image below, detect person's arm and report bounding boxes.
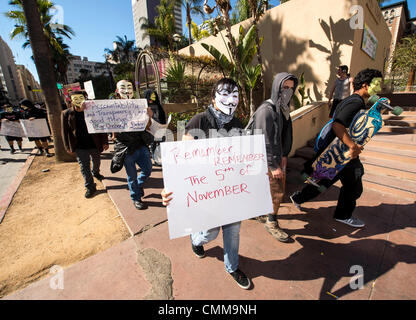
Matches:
[349,77,354,95]
[328,83,336,107]
[332,122,362,159]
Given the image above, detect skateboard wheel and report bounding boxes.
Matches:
[301,173,309,182]
[368,95,380,105]
[392,106,403,116]
[318,185,327,193]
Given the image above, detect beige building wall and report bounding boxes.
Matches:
[16,65,45,103]
[180,0,390,105]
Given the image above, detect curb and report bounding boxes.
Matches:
[0,149,37,224]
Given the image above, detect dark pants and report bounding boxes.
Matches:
[293,158,364,220]
[75,148,101,189]
[329,99,342,118]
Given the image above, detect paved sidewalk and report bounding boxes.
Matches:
[3,148,416,300]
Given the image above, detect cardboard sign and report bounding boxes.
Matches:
[84,80,95,100]
[83,99,149,133]
[62,83,81,103]
[0,120,25,137]
[161,134,273,239]
[20,119,51,138]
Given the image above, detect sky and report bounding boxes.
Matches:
[0,0,415,84]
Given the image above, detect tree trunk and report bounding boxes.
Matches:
[187,4,193,46]
[253,18,266,101]
[22,0,74,162]
[406,67,415,92]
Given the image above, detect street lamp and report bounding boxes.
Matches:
[173,33,181,53]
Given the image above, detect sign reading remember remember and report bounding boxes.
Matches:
[161,135,273,239]
[83,99,149,133]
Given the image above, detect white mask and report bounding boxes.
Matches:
[116,80,134,99]
[214,86,239,115]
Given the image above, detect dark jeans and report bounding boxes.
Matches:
[75,148,101,189]
[293,158,364,220]
[124,146,152,202]
[329,99,342,118]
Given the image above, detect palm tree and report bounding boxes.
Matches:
[19,0,73,162]
[176,0,205,46]
[52,36,72,84]
[114,35,137,63]
[5,0,75,54]
[140,0,177,50]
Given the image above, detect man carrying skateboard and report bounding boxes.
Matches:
[290,69,382,228]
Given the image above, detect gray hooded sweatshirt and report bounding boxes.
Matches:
[253,72,298,170]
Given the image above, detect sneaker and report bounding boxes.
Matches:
[229,269,251,290]
[334,217,365,228]
[45,152,53,158]
[134,200,148,210]
[93,173,105,181]
[37,148,44,155]
[85,186,96,198]
[290,191,302,209]
[190,235,205,258]
[265,220,290,242]
[10,148,15,154]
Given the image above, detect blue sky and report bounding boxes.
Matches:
[0,0,414,83]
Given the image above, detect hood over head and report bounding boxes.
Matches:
[270,72,298,106]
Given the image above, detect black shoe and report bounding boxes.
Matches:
[230,269,251,290]
[85,187,97,198]
[134,200,148,210]
[190,236,205,258]
[45,152,53,158]
[93,173,105,181]
[37,148,44,156]
[10,148,15,154]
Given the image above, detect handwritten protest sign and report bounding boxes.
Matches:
[161,134,273,239]
[84,80,95,100]
[83,99,149,133]
[0,120,25,137]
[20,119,50,137]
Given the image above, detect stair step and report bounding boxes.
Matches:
[379,126,416,134]
[365,144,416,158]
[372,132,416,145]
[383,120,416,127]
[363,163,416,181]
[295,147,315,160]
[366,139,416,153]
[383,113,416,121]
[363,181,416,201]
[360,153,416,174]
[363,172,416,193]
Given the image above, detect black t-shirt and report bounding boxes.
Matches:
[185,109,243,139]
[75,111,96,150]
[333,94,365,128]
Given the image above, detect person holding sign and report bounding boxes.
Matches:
[61,91,109,198]
[249,72,298,243]
[162,78,251,290]
[0,104,24,154]
[20,99,53,157]
[113,80,154,211]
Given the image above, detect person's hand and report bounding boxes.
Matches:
[67,150,75,156]
[349,143,363,159]
[271,167,284,179]
[147,107,153,118]
[103,144,109,151]
[161,189,173,206]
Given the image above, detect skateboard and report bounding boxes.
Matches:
[302,95,403,192]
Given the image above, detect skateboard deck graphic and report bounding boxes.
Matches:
[303,95,403,191]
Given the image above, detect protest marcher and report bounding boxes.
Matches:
[290,69,383,228]
[113,80,153,210]
[328,65,354,118]
[144,89,166,166]
[0,104,24,154]
[249,72,298,243]
[61,91,109,198]
[161,78,251,290]
[20,99,53,157]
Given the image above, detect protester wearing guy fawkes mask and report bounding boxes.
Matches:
[61,91,109,198]
[113,80,154,211]
[251,72,298,243]
[160,78,252,290]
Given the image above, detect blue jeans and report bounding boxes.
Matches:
[75,148,101,189]
[191,222,241,273]
[123,146,152,202]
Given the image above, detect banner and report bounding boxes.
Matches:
[0,120,25,137]
[361,24,378,60]
[20,119,51,138]
[161,135,273,239]
[83,99,149,133]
